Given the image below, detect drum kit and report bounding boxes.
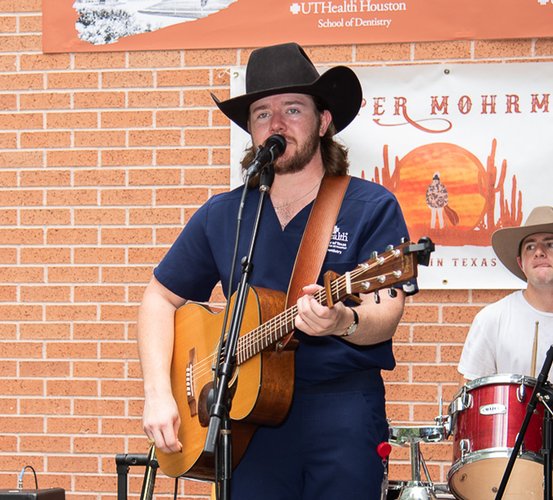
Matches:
[384,374,553,500]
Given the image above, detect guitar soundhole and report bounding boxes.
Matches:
[198,382,214,427]
[197,380,238,427]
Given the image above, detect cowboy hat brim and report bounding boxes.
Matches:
[212,65,362,133]
[492,220,553,281]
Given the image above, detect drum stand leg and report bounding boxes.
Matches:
[399,442,438,500]
[543,409,553,500]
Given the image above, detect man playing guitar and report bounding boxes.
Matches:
[137,42,418,500]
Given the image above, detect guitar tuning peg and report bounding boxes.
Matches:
[374,290,381,304]
[388,288,398,298]
[370,250,378,260]
[385,244,394,251]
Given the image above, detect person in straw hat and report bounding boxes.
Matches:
[137,42,416,498]
[458,206,553,381]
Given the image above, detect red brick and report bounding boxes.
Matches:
[19,53,71,71]
[128,129,181,146]
[74,52,126,69]
[47,189,98,206]
[18,15,42,33]
[184,167,229,185]
[73,91,125,109]
[102,70,153,88]
[74,208,126,225]
[101,228,153,245]
[20,208,71,225]
[0,34,40,51]
[156,147,209,165]
[46,150,98,167]
[128,50,181,68]
[47,266,99,283]
[19,361,70,378]
[129,207,181,225]
[129,167,181,186]
[156,109,209,127]
[21,131,71,148]
[101,110,153,128]
[47,72,99,89]
[100,149,153,167]
[74,247,125,265]
[73,322,125,340]
[20,285,71,302]
[20,92,71,110]
[74,169,126,186]
[19,323,71,340]
[47,112,98,129]
[157,68,210,87]
[75,130,126,148]
[128,90,180,108]
[73,285,125,303]
[415,40,472,60]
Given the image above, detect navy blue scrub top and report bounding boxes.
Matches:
[154,176,414,386]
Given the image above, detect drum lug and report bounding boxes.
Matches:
[517,383,526,402]
[459,438,471,462]
[462,390,472,410]
[449,388,472,414]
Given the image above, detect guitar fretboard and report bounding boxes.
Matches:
[235,247,410,364]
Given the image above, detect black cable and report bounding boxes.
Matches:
[173,477,179,499]
[18,465,39,489]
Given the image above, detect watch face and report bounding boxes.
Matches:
[346,322,358,336]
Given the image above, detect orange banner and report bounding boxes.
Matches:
[43,0,553,54]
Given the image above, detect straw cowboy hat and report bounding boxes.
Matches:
[491,206,553,281]
[212,42,362,134]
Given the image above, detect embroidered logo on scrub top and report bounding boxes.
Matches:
[328,225,349,255]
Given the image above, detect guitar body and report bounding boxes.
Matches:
[156,286,295,480]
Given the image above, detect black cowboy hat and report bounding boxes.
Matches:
[212,42,362,133]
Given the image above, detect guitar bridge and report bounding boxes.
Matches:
[186,348,197,416]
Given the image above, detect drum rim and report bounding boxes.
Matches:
[449,373,539,403]
[448,449,544,499]
[389,425,446,445]
[448,447,544,481]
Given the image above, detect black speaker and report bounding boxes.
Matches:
[0,489,65,499]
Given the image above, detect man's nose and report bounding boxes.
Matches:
[533,242,547,257]
[269,112,285,133]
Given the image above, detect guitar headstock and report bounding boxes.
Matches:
[325,238,434,303]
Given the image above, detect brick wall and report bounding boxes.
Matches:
[1,1,552,498]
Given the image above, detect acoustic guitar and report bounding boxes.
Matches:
[156,238,433,480]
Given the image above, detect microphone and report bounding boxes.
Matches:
[246,134,286,177]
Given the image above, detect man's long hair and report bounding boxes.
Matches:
[240,102,350,187]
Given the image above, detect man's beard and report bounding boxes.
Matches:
[273,126,320,175]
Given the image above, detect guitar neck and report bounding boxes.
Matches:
[236,243,418,364]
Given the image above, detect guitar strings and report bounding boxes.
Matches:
[189,251,404,385]
[189,254,401,383]
[190,251,404,383]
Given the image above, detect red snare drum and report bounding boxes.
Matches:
[448,374,546,499]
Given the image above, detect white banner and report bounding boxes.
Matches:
[230,62,553,289]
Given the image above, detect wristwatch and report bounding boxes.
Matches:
[341,307,359,337]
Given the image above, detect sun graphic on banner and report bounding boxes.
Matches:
[395,143,485,229]
[371,141,523,246]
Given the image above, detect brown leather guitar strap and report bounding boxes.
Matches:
[278,174,351,350]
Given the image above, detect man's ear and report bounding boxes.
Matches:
[517,255,524,273]
[319,110,332,137]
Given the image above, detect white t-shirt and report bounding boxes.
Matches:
[458,290,553,382]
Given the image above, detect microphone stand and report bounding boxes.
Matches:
[204,166,275,500]
[495,344,553,500]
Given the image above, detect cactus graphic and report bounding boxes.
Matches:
[373,144,400,191]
